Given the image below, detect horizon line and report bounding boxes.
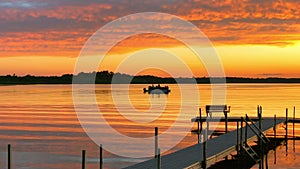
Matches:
[2,71,300,79]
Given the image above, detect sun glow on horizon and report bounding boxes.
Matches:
[2,41,299,78]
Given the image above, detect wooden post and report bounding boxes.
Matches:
[198,108,202,144]
[285,108,288,143]
[274,113,277,163]
[257,105,261,143]
[202,129,207,169]
[257,105,260,120]
[8,144,11,169]
[225,111,228,133]
[274,115,277,146]
[293,106,295,138]
[100,144,103,169]
[261,106,265,169]
[240,117,243,149]
[274,115,277,166]
[82,150,86,169]
[293,106,296,152]
[285,108,288,156]
[206,112,210,140]
[259,106,262,131]
[236,121,239,156]
[258,106,263,169]
[157,148,161,169]
[155,127,158,158]
[245,119,248,144]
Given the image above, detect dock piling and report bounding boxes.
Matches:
[273,115,277,146]
[240,117,243,149]
[100,144,103,169]
[245,115,248,144]
[285,108,289,141]
[225,110,228,133]
[202,129,207,169]
[236,121,239,157]
[157,148,161,169]
[285,108,288,143]
[285,108,288,156]
[293,107,296,152]
[293,107,295,138]
[8,144,11,169]
[82,150,86,169]
[155,127,158,158]
[257,106,263,169]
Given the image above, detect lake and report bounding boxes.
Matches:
[0,84,299,169]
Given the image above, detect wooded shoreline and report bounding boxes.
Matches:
[1,71,300,84]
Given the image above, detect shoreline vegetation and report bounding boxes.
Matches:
[1,71,300,85]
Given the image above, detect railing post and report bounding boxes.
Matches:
[293,106,296,153]
[240,117,243,149]
[259,106,264,169]
[245,114,249,144]
[293,106,295,138]
[198,108,202,144]
[257,105,260,120]
[206,112,210,140]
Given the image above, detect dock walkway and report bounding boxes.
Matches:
[123,118,285,169]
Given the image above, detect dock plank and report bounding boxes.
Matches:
[123,118,285,169]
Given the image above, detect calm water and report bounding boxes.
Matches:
[0,84,299,169]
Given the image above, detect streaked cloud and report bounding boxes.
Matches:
[0,0,47,8]
[0,0,300,57]
[258,73,284,77]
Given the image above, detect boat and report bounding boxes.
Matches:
[143,84,171,94]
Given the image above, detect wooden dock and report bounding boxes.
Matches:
[123,118,285,169]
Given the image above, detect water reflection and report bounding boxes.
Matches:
[0,84,299,168]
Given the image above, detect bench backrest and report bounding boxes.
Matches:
[206,105,229,113]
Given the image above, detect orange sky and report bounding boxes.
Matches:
[0,0,300,77]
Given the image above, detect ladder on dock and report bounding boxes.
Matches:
[240,115,270,163]
[242,142,260,163]
[239,114,271,166]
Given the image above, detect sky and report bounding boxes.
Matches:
[0,0,299,77]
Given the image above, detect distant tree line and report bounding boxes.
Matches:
[1,71,300,85]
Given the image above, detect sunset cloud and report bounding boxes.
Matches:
[163,0,300,45]
[0,0,300,56]
[0,1,47,8]
[0,0,299,57]
[0,0,299,77]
